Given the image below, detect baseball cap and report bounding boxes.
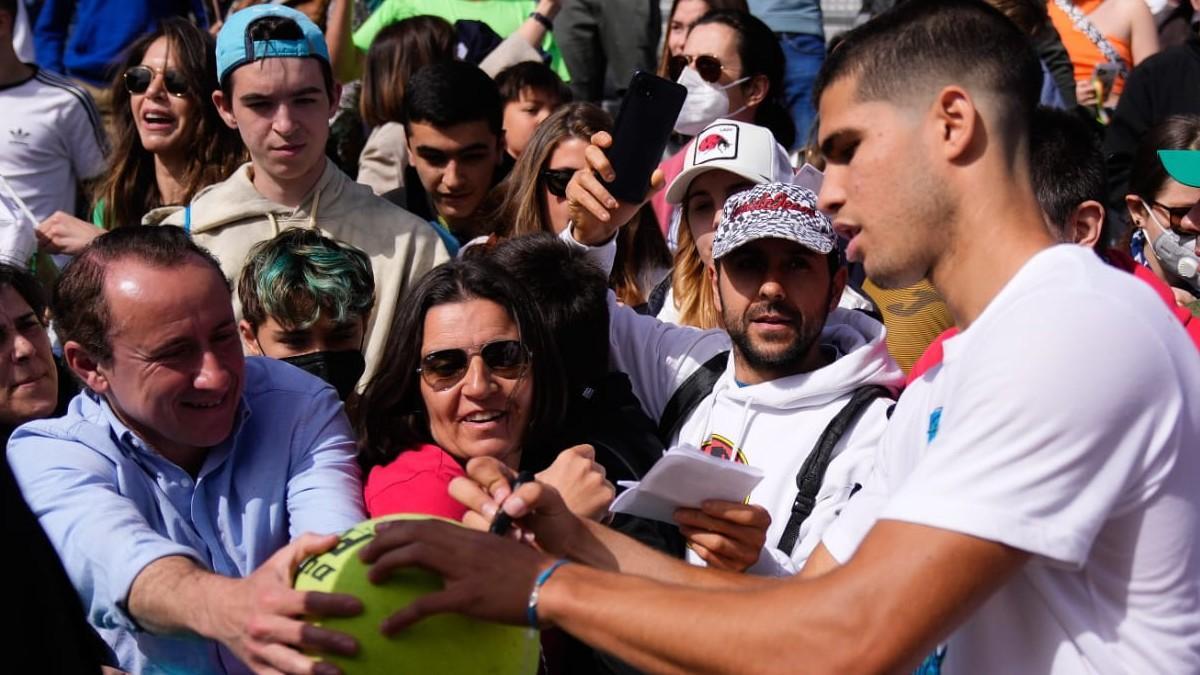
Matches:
[665,119,794,204]
[1159,150,1200,188]
[712,182,835,260]
[216,5,330,86]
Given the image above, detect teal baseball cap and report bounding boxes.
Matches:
[216,4,330,86]
[1159,150,1200,188]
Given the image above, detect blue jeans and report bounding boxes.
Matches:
[778,32,826,151]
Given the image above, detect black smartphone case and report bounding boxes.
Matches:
[603,71,688,204]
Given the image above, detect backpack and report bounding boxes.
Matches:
[656,350,892,556]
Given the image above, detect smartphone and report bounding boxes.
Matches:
[1093,63,1120,96]
[603,71,687,204]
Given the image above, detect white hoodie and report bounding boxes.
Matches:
[607,297,904,575]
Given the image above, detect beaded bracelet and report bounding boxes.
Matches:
[527,558,570,628]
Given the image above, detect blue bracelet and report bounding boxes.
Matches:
[526,559,569,628]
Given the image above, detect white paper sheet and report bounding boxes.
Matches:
[609,445,764,524]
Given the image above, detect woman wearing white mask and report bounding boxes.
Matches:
[651,10,794,237]
[1123,114,1200,309]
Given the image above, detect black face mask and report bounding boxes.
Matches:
[280,350,366,401]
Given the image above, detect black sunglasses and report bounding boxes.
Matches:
[540,168,574,198]
[669,54,729,83]
[123,65,188,97]
[1148,199,1197,231]
[417,339,531,391]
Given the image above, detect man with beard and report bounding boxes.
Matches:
[566,181,903,576]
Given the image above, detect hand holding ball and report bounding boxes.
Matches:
[294,515,539,674]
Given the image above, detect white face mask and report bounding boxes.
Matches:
[674,66,750,136]
[1144,205,1200,291]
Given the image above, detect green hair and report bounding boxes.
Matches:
[238,229,375,330]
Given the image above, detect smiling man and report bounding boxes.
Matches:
[7,226,368,674]
[388,60,509,255]
[153,4,448,383]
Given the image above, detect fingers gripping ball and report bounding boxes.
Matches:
[294,515,539,674]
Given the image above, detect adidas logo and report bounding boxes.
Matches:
[8,128,31,144]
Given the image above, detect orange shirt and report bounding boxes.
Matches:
[1048,0,1133,95]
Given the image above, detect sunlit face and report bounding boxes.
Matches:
[713,239,843,381]
[419,298,533,468]
[241,313,366,359]
[131,37,197,157]
[682,22,750,113]
[503,87,560,159]
[683,169,757,267]
[215,57,338,184]
[408,120,502,225]
[85,260,245,457]
[817,75,952,289]
[0,286,57,428]
[668,0,710,58]
[541,137,588,234]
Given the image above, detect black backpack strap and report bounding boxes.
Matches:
[775,385,892,556]
[655,351,730,446]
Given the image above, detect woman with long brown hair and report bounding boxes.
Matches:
[37,18,245,254]
[496,102,671,308]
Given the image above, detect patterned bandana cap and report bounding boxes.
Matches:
[712,182,834,260]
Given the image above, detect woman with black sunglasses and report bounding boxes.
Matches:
[36,18,244,256]
[352,257,614,522]
[494,102,671,308]
[1123,115,1200,308]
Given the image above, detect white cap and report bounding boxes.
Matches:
[665,119,794,205]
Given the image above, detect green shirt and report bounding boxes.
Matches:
[353,0,570,81]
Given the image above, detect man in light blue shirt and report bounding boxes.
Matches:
[8,226,368,674]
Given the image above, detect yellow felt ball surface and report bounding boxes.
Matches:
[294,514,539,674]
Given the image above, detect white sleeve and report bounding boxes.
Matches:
[605,291,729,422]
[880,292,1183,567]
[61,89,107,181]
[558,223,618,276]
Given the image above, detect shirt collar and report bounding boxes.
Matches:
[91,390,253,467]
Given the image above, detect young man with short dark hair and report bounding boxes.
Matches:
[352,3,1200,673]
[394,60,509,254]
[153,5,448,383]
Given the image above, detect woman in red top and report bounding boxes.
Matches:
[352,258,613,521]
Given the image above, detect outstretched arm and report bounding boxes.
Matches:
[128,535,363,674]
[363,517,1027,675]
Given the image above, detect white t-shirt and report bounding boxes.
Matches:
[822,245,1200,674]
[0,67,107,223]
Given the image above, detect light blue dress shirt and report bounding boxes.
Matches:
[7,357,367,674]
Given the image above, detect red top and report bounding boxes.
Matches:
[906,249,1200,385]
[364,443,468,521]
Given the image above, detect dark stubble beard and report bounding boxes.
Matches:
[722,296,829,377]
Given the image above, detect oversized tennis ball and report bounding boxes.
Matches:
[294,514,539,674]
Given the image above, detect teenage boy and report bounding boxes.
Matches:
[390,60,509,255]
[237,228,376,401]
[352,3,1199,673]
[154,4,448,382]
[495,61,572,160]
